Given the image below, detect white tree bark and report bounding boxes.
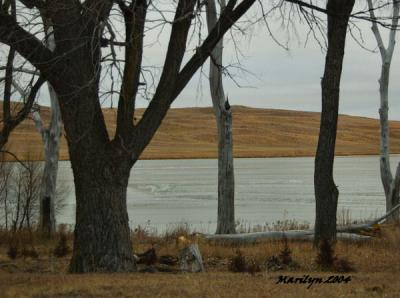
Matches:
[204,203,400,244]
[206,0,236,234]
[367,0,400,221]
[30,20,61,237]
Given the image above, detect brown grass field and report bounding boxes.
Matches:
[4,105,400,160]
[1,224,400,297]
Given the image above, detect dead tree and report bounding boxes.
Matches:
[34,16,62,238]
[367,0,400,221]
[206,0,236,234]
[0,0,256,272]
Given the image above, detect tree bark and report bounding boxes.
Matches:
[33,19,61,237]
[69,159,135,272]
[33,89,61,237]
[367,0,400,221]
[314,0,355,246]
[206,0,235,234]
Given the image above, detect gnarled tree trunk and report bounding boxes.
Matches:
[314,0,355,246]
[69,164,134,272]
[206,0,236,234]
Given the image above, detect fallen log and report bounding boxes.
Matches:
[204,204,400,244]
[337,203,400,233]
[204,231,370,244]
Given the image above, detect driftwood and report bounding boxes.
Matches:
[337,203,400,233]
[179,244,205,273]
[204,203,400,244]
[204,231,370,244]
[135,248,157,266]
[134,245,205,273]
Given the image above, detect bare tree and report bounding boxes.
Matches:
[0,0,256,272]
[367,0,400,221]
[0,153,13,229]
[0,0,44,151]
[206,0,236,234]
[8,159,42,233]
[12,71,61,237]
[33,16,62,238]
[313,0,355,246]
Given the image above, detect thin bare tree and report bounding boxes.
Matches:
[34,16,62,237]
[206,0,236,234]
[367,0,400,221]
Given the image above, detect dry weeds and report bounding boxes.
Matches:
[0,224,399,297]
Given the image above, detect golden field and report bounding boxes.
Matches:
[0,224,400,297]
[4,105,400,160]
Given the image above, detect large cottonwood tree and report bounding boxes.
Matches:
[0,0,256,272]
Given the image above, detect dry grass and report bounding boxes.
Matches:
[0,224,400,297]
[2,105,400,160]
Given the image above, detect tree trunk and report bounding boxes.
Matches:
[367,0,400,222]
[69,163,135,272]
[216,109,235,234]
[35,85,61,237]
[206,0,236,234]
[314,0,355,246]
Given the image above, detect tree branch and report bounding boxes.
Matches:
[132,0,255,160]
[0,12,55,77]
[115,0,148,144]
[0,75,45,149]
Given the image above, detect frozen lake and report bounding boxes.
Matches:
[57,156,394,233]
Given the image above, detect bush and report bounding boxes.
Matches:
[333,257,356,273]
[228,250,247,272]
[21,247,39,259]
[316,240,335,269]
[279,237,292,265]
[7,242,18,259]
[316,239,356,272]
[247,258,262,275]
[53,233,70,258]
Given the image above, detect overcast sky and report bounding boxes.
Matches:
[144,2,400,121]
[12,2,400,121]
[171,18,400,120]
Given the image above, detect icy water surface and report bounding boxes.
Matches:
[57,156,394,233]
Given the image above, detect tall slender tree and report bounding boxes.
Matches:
[314,0,355,245]
[367,0,400,221]
[206,0,236,234]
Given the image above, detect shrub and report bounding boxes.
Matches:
[316,239,335,269]
[279,237,292,265]
[333,257,356,273]
[7,242,18,259]
[228,250,247,273]
[21,247,39,259]
[247,258,262,275]
[53,233,70,258]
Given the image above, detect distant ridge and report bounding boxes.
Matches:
[3,105,400,160]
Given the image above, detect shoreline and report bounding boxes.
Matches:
[3,152,399,162]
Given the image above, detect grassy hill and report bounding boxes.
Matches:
[3,105,400,160]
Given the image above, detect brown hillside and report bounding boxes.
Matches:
[3,105,400,160]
